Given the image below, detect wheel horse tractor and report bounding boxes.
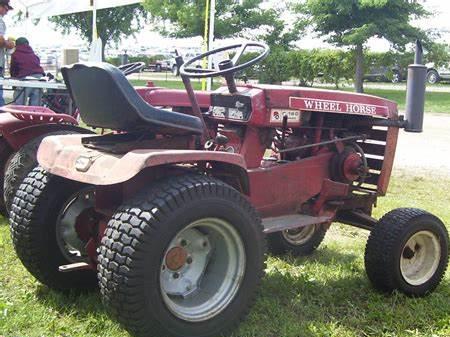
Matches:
[8,41,449,337]
[0,62,145,216]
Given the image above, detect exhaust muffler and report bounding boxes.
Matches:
[404,40,427,132]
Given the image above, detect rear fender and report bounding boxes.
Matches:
[38,134,248,188]
[0,112,86,150]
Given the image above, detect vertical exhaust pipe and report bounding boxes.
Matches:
[405,40,427,132]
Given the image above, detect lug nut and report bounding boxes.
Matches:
[173,272,180,279]
[186,256,193,264]
[180,239,187,247]
[202,241,208,248]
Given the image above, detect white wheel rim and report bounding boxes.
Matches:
[400,230,441,286]
[282,224,316,245]
[56,188,95,262]
[160,218,246,322]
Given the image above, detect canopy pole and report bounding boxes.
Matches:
[91,0,98,41]
[201,0,210,91]
[207,0,215,91]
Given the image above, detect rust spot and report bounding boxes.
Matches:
[165,247,188,271]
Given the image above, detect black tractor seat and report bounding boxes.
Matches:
[61,63,203,135]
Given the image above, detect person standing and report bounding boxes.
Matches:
[0,0,15,106]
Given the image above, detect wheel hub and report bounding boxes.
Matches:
[400,230,441,286]
[160,218,246,322]
[56,188,96,261]
[165,246,188,271]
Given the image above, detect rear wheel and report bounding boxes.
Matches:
[268,224,328,256]
[98,174,266,337]
[10,167,97,291]
[4,130,88,215]
[365,208,449,296]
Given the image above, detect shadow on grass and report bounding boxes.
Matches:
[35,285,106,316]
[32,248,450,337]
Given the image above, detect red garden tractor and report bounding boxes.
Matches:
[9,41,449,337]
[0,62,145,215]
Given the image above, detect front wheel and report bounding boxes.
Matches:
[365,208,449,296]
[98,174,266,337]
[268,224,328,256]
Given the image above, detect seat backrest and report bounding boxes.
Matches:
[62,63,148,129]
[61,63,203,134]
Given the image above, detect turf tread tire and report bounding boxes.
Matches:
[365,208,449,296]
[4,131,82,215]
[97,174,266,337]
[10,166,97,291]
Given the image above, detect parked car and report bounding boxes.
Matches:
[143,53,175,72]
[425,62,450,84]
[364,65,404,83]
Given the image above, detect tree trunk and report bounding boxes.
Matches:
[354,43,364,93]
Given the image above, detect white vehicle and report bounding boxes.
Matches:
[425,62,450,84]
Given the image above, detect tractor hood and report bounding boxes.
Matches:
[255,84,399,119]
[37,134,247,185]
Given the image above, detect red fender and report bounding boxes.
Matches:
[37,134,247,186]
[0,111,87,151]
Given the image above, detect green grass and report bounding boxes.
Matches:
[363,88,450,114]
[0,169,449,337]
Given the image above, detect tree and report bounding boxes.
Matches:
[298,0,428,92]
[142,0,299,50]
[49,4,148,60]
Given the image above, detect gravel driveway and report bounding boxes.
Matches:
[395,113,450,174]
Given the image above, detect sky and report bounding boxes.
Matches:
[3,0,450,53]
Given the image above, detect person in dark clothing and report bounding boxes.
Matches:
[10,37,45,106]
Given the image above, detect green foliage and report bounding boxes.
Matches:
[48,4,148,59]
[106,54,171,67]
[299,0,428,48]
[258,49,292,84]
[426,42,450,68]
[142,0,299,49]
[312,50,354,88]
[298,0,430,92]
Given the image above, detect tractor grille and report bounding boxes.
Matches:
[357,126,389,194]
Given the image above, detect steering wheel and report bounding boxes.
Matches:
[118,62,145,76]
[179,42,269,79]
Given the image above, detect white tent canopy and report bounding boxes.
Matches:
[11,0,142,19]
[10,0,143,61]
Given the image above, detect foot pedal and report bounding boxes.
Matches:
[58,262,91,273]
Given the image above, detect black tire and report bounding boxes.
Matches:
[426,70,440,84]
[365,208,449,297]
[268,224,328,256]
[4,131,86,215]
[98,174,266,337]
[0,139,13,217]
[10,166,98,291]
[155,64,162,72]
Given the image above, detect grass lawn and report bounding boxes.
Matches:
[0,168,448,337]
[362,88,450,114]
